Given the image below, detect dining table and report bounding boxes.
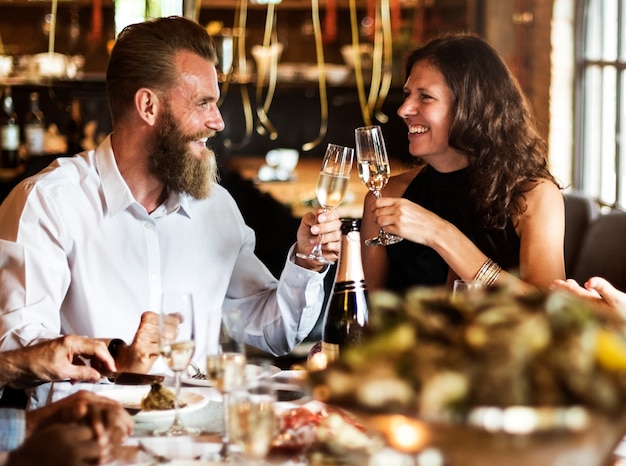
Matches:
[45,368,373,466]
[44,367,626,466]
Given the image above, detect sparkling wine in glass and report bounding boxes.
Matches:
[295,143,354,264]
[228,362,276,465]
[355,125,403,246]
[206,350,246,460]
[155,291,198,436]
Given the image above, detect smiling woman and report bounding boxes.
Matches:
[360,32,565,296]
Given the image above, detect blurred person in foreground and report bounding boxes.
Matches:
[361,33,565,295]
[0,16,341,406]
[552,277,626,321]
[0,336,133,465]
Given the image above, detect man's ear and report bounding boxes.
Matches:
[134,88,160,126]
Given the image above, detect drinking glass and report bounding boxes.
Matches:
[206,348,247,460]
[295,143,354,264]
[155,291,198,436]
[228,362,276,465]
[355,125,403,246]
[452,279,483,304]
[452,279,483,296]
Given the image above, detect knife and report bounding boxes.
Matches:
[101,370,165,385]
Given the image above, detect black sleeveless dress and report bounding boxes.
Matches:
[386,165,521,293]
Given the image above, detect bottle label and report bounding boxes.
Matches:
[0,125,19,151]
[321,341,340,363]
[25,126,45,155]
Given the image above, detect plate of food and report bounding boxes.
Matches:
[99,385,208,422]
[308,286,626,465]
[182,363,281,387]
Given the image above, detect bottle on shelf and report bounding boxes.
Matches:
[0,86,20,169]
[24,92,46,157]
[309,218,369,370]
[66,98,84,155]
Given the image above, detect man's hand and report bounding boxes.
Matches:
[2,335,116,388]
[8,423,102,466]
[115,311,178,373]
[26,390,133,439]
[13,391,133,466]
[295,209,342,271]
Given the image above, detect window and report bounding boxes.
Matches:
[577,0,626,208]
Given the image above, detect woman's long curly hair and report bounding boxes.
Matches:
[404,33,560,229]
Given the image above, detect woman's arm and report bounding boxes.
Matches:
[513,179,566,289]
[369,177,565,293]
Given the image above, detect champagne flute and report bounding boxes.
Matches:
[228,363,276,465]
[206,307,246,459]
[296,143,354,264]
[155,291,198,436]
[355,125,403,246]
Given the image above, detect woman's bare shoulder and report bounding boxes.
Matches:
[522,178,563,206]
[385,167,423,197]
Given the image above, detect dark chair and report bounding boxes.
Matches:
[563,191,599,276]
[571,210,626,292]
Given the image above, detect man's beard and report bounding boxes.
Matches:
[149,106,218,200]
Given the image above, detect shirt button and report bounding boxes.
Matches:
[144,222,152,229]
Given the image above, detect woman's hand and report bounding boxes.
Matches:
[369,196,448,247]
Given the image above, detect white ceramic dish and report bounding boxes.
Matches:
[182,364,281,387]
[99,387,208,422]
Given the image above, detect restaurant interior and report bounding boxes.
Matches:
[3,0,626,464]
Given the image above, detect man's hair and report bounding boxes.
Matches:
[405,33,559,228]
[106,16,217,125]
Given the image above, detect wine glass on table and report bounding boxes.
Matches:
[155,291,198,436]
[228,362,276,465]
[295,143,354,264]
[355,125,403,246]
[206,339,247,460]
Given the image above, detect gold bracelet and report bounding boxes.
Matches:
[473,258,502,287]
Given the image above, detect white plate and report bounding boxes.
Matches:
[99,386,208,422]
[182,363,281,387]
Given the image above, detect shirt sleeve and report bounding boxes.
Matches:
[223,223,327,356]
[0,409,26,452]
[0,181,69,351]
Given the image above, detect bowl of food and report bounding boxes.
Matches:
[308,287,626,465]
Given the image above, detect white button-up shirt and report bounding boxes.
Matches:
[0,135,325,366]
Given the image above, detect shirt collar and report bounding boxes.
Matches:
[95,135,192,219]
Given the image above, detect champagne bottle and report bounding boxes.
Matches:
[24,92,45,157]
[0,86,20,168]
[321,218,369,363]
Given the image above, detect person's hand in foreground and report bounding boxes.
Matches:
[551,276,626,321]
[7,390,134,465]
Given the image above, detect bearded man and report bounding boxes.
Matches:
[0,16,341,407]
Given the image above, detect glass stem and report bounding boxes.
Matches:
[310,208,329,255]
[171,370,184,430]
[222,391,230,444]
[373,190,386,237]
